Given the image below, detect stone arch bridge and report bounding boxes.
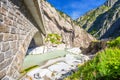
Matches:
[0,0,45,79]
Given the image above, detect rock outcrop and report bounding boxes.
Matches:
[76,0,120,39]
[105,0,118,7]
[41,0,95,48]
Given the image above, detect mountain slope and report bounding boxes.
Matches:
[76,0,119,39]
[76,5,110,31]
[41,0,95,48]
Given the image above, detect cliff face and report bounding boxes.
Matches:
[76,0,120,39]
[105,0,118,7]
[41,0,95,48]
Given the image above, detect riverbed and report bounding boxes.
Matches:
[21,47,92,80]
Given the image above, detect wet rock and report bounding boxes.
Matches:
[48,62,71,73]
[66,48,81,55]
[28,46,48,55]
[24,47,92,80]
[81,41,107,55]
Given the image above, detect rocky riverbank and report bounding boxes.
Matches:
[22,47,94,80]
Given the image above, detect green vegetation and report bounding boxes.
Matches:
[20,65,39,74]
[66,48,120,80]
[66,37,120,80]
[78,5,110,25]
[107,37,120,48]
[45,33,62,44]
[90,30,97,35]
[20,65,39,79]
[57,10,70,18]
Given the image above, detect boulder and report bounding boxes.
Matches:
[81,41,107,55]
[28,46,48,55]
[67,48,81,55]
[48,62,71,73]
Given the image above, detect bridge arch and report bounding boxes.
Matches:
[0,0,45,79]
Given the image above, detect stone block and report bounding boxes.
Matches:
[1,42,10,52]
[3,33,13,41]
[0,58,13,71]
[2,2,8,10]
[0,53,4,63]
[16,10,21,16]
[12,49,17,56]
[4,50,12,59]
[0,26,10,33]
[13,34,17,40]
[1,7,7,16]
[1,75,15,80]
[0,2,1,7]
[19,35,25,40]
[4,17,12,26]
[0,34,3,42]
[13,21,17,27]
[0,69,6,79]
[8,13,13,20]
[11,27,16,34]
[20,30,26,35]
[12,71,20,79]
[0,13,4,22]
[1,76,9,80]
[9,41,16,49]
[7,66,15,78]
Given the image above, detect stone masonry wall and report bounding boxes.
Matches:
[0,0,38,79]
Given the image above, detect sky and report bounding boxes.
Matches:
[47,0,106,20]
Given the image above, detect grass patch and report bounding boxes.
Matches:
[20,65,39,74]
[107,37,120,48]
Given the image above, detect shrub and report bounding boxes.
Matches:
[107,37,120,48]
[45,33,62,44]
[66,48,120,80]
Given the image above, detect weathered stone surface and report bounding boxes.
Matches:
[1,75,15,80]
[12,49,17,55]
[3,33,14,41]
[1,7,7,16]
[0,34,3,42]
[1,42,10,52]
[42,1,95,48]
[1,76,9,80]
[9,41,16,49]
[0,58,13,71]
[0,53,4,63]
[8,13,14,20]
[0,26,10,33]
[0,69,6,79]
[7,66,15,78]
[11,27,16,34]
[0,13,3,22]
[4,17,12,26]
[0,0,38,79]
[4,50,12,59]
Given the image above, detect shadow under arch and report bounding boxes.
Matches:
[27,31,44,55]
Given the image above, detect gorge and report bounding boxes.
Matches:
[0,0,120,80]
